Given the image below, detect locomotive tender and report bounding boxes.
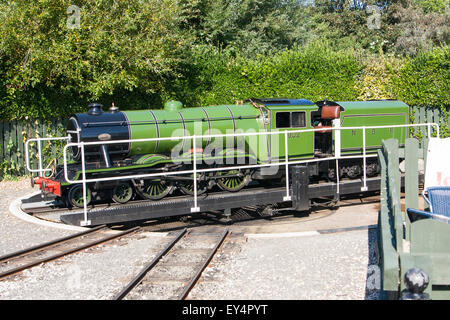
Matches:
[33,98,409,208]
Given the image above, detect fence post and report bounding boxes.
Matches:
[383,139,404,253]
[405,138,419,211]
[378,142,401,299]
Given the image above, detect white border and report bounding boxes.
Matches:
[245,231,320,239]
[9,191,169,236]
[9,191,90,232]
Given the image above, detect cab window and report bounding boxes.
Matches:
[275,111,306,128]
[292,112,306,128]
[276,112,290,128]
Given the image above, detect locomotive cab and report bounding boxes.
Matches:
[250,99,318,161]
[312,100,344,157]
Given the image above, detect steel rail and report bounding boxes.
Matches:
[0,225,106,263]
[178,229,229,300]
[113,228,188,300]
[0,226,140,280]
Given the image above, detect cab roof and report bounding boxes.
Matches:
[336,100,409,115]
[247,98,315,106]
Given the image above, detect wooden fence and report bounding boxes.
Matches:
[410,105,450,138]
[0,118,66,178]
[0,105,448,179]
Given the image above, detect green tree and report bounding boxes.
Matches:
[310,0,402,53]
[392,0,449,55]
[0,0,194,120]
[182,0,312,56]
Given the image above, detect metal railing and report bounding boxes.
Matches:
[25,136,71,177]
[26,122,439,226]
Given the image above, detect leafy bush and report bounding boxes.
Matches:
[392,47,449,109]
[181,42,364,107]
[414,0,448,13]
[356,54,405,100]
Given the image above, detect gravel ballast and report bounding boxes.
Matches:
[188,229,380,300]
[0,231,168,300]
[0,179,78,256]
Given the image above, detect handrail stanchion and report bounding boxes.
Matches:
[80,142,90,226]
[191,137,200,213]
[25,140,31,173]
[37,139,43,177]
[362,126,368,191]
[283,131,291,201]
[334,120,341,197]
[63,144,70,183]
[336,158,340,195]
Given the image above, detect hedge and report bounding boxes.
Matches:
[0,42,448,121]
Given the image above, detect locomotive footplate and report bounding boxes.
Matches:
[60,172,406,227]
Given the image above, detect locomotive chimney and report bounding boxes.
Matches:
[109,102,119,114]
[88,103,103,116]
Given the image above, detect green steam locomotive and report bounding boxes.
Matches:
[33,98,409,207]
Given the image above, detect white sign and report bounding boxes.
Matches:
[424,137,450,189]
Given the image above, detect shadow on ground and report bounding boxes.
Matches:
[365,227,382,300]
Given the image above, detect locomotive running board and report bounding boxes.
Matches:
[60,174,405,227]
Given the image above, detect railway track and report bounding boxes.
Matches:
[0,225,140,280]
[114,228,230,300]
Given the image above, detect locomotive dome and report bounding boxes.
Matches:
[164,100,183,112]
